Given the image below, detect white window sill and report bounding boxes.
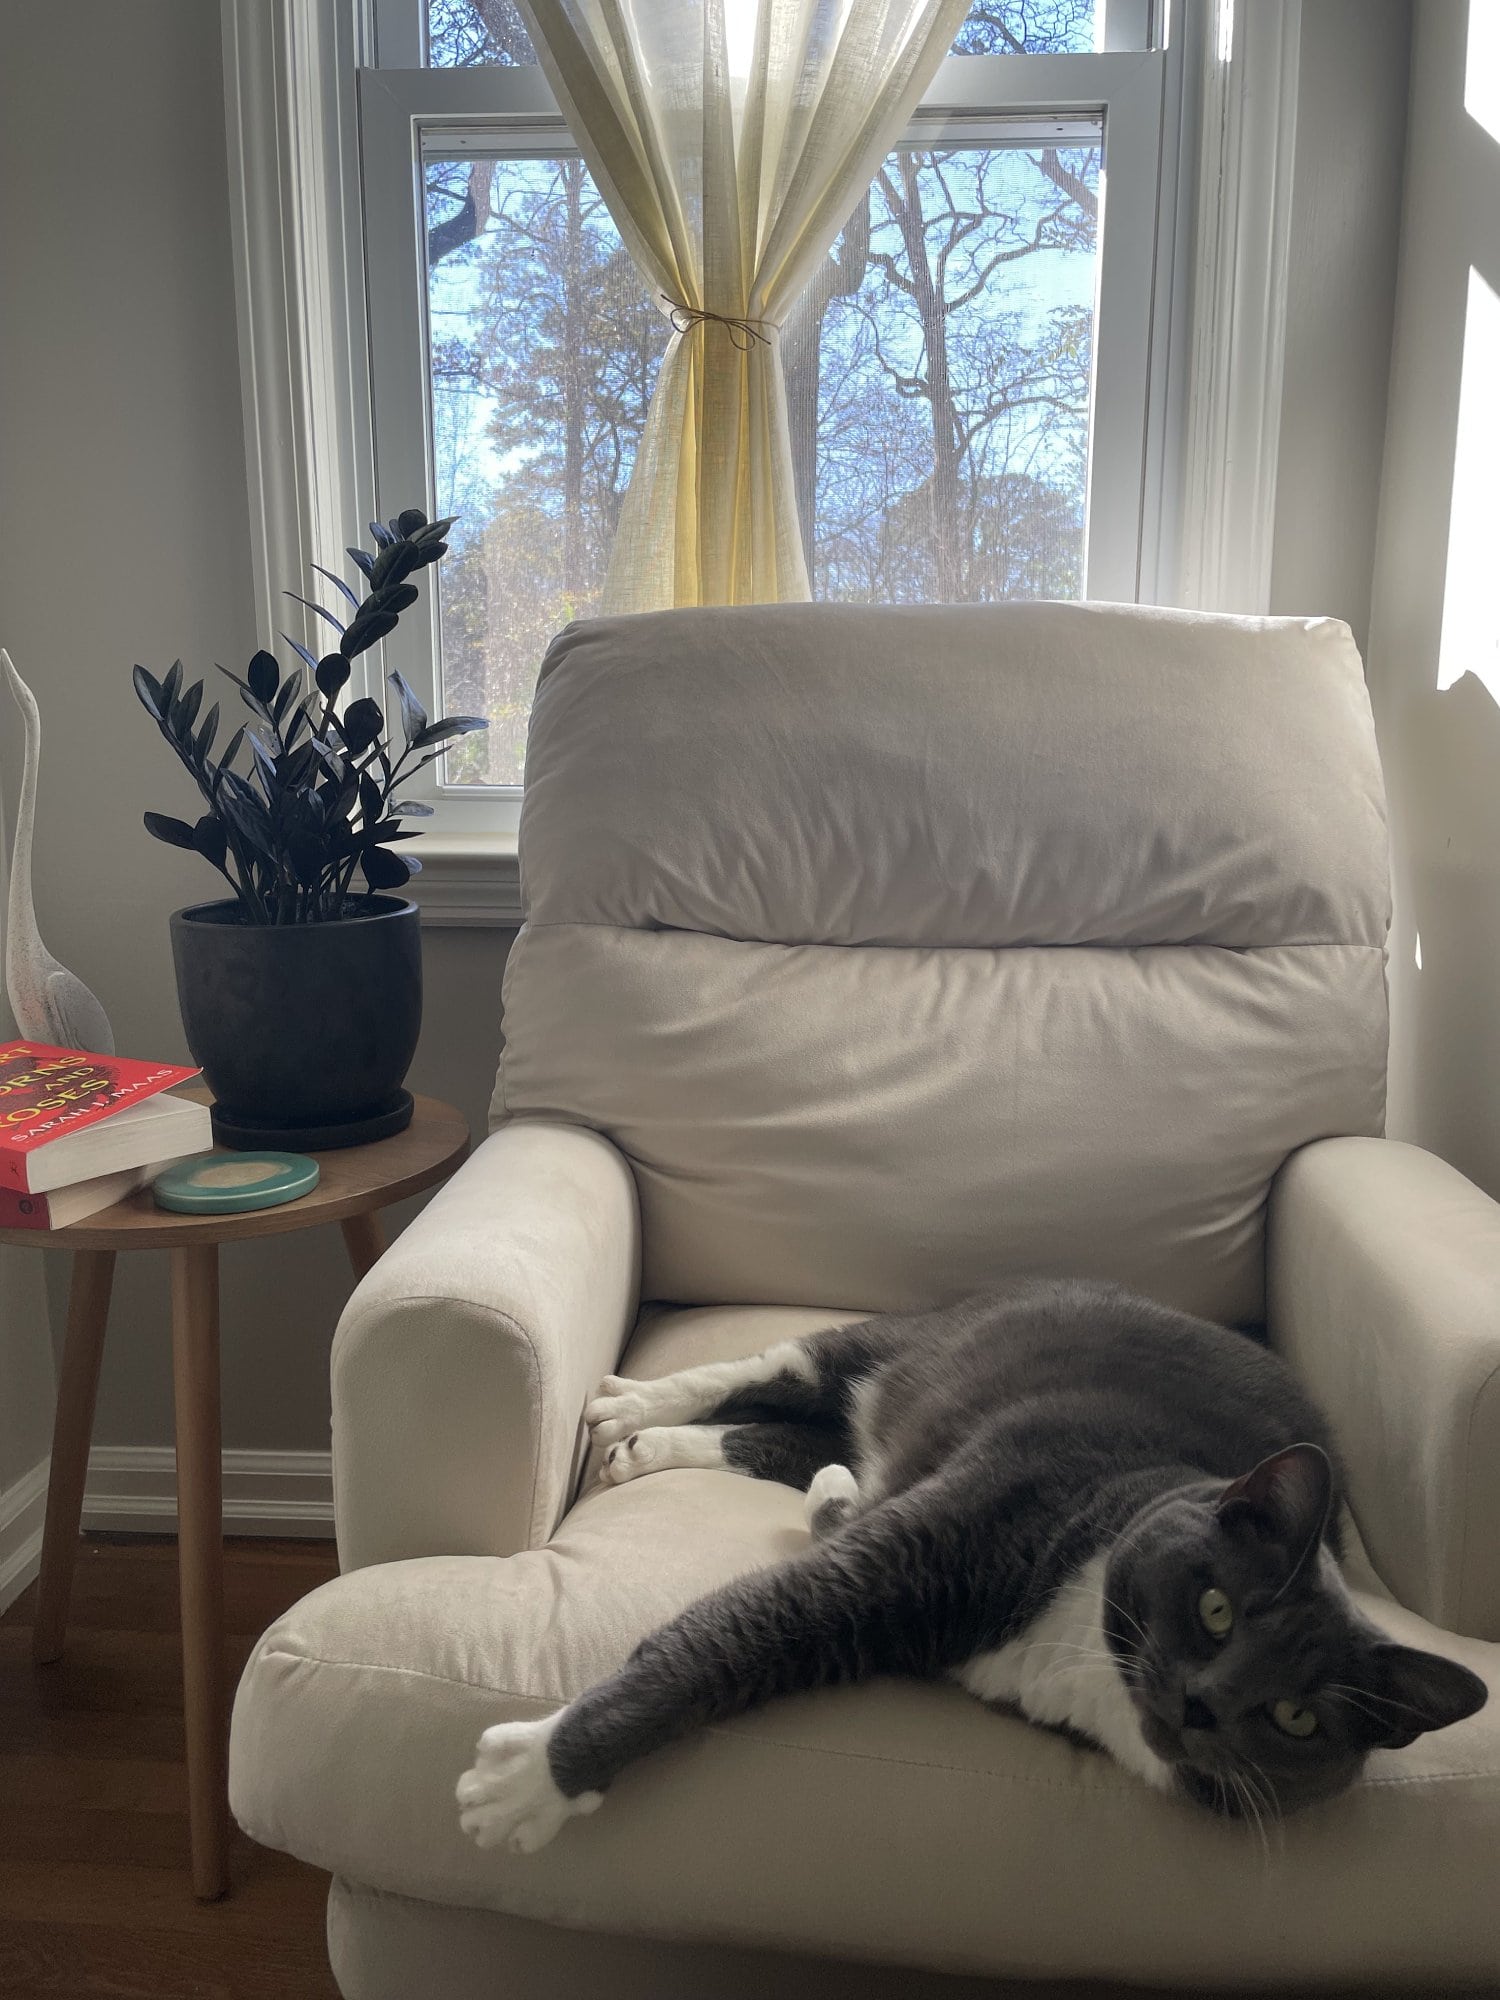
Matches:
[407,833,522,928]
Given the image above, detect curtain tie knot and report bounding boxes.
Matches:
[660,294,778,351]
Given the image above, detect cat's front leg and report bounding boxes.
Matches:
[583,1338,821,1446]
[457,1509,953,1853]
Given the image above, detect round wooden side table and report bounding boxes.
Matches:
[5,1091,469,1900]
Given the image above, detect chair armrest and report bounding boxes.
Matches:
[1268,1136,1500,1639]
[331,1120,640,1571]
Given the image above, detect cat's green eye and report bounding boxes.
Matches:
[1271,1699,1319,1738]
[1198,1587,1234,1639]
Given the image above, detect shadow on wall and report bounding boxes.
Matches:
[1372,0,1500,1197]
[1401,673,1500,1183]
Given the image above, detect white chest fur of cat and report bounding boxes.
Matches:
[955,1553,1174,1793]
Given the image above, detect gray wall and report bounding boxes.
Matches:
[1367,0,1500,1194]
[0,2,509,1469]
[1270,0,1412,654]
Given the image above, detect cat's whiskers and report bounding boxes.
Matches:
[1325,1681,1433,1727]
[1100,1589,1151,1650]
[1025,1640,1145,1694]
[1227,1766,1272,1863]
[1230,1756,1283,1864]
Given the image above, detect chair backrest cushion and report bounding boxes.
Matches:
[495,602,1389,1324]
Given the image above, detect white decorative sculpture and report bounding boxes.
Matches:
[2,648,115,1054]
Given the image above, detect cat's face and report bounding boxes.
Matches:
[1102,1444,1487,1820]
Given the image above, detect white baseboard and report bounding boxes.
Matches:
[83,1445,334,1538]
[0,1445,334,1615]
[0,1459,48,1616]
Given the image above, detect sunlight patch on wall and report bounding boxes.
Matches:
[1466,0,1500,149]
[1437,267,1500,701]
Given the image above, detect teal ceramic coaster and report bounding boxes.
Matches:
[152,1151,320,1214]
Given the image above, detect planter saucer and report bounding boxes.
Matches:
[208,1089,414,1153]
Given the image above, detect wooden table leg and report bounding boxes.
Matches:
[32,1249,116,1665]
[170,1243,228,1901]
[341,1210,385,1282]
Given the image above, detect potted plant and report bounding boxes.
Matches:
[134,508,485,1148]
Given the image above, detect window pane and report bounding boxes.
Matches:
[425,137,1098,782]
[951,1,1146,53]
[426,0,536,66]
[425,1,1147,66]
[789,141,1099,605]
[425,157,666,784]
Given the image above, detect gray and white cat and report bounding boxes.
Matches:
[457,1280,1486,1852]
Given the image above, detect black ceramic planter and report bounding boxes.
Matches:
[170,897,422,1150]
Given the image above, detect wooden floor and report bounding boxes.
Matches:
[0,1534,341,2000]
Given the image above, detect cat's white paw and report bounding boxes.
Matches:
[584,1375,654,1447]
[600,1428,664,1485]
[805,1462,859,1529]
[456,1714,602,1854]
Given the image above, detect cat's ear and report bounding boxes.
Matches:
[1216,1441,1332,1577]
[1343,1643,1489,1749]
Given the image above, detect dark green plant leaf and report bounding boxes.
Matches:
[311,562,362,612]
[281,633,321,678]
[358,772,383,827]
[347,546,376,579]
[369,519,396,548]
[390,670,427,745]
[339,609,398,661]
[316,653,351,699]
[247,650,280,704]
[271,669,305,729]
[214,724,247,787]
[370,540,421,591]
[247,730,281,792]
[194,702,220,764]
[369,581,420,617]
[132,664,164,720]
[337,817,422,853]
[411,715,487,751]
[361,844,414,890]
[396,507,428,536]
[163,660,184,708]
[341,696,385,755]
[284,591,347,639]
[144,810,196,849]
[170,679,203,740]
[192,815,228,869]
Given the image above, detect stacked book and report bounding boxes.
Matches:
[0,1041,212,1229]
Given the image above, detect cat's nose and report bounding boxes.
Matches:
[1182,1695,1217,1732]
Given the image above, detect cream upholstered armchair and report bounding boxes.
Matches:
[231,604,1500,1999]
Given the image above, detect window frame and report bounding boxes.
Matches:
[359,45,1181,829]
[221,0,1302,923]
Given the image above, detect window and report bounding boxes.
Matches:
[361,2,1181,811]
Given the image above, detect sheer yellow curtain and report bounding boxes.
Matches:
[519,0,969,610]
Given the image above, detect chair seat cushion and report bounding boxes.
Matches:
[230,1307,1500,1989]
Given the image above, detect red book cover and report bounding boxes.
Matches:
[0,1042,200,1192]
